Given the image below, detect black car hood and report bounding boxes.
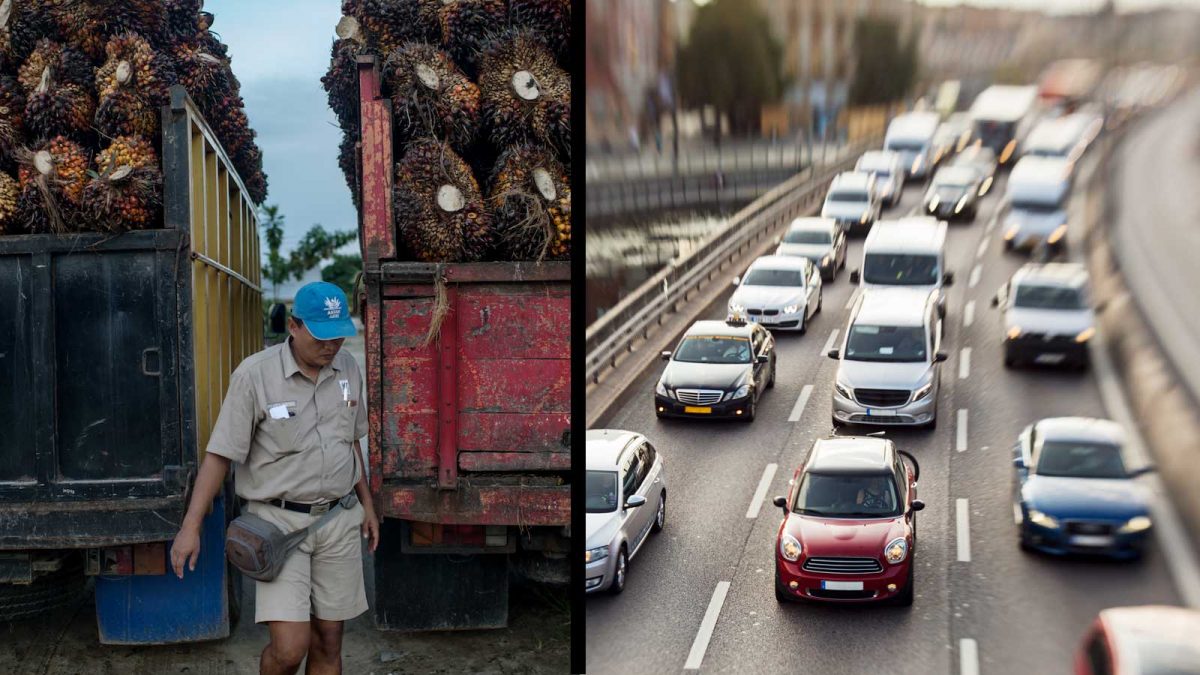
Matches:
[660,361,751,391]
[928,185,970,203]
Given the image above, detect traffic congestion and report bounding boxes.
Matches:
[587,64,1198,674]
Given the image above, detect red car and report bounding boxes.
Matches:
[1075,605,1200,675]
[773,436,923,605]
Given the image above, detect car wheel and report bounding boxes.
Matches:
[923,413,937,430]
[831,415,845,428]
[893,566,914,607]
[652,492,666,533]
[816,290,823,314]
[798,313,807,335]
[767,361,776,389]
[610,547,628,595]
[775,564,793,604]
[1003,239,1014,252]
[1003,356,1016,369]
[743,399,756,423]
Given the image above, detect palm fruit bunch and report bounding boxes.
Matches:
[94,33,174,139]
[438,0,508,75]
[342,0,441,56]
[0,171,18,233]
[82,135,160,232]
[164,0,205,42]
[487,144,569,260]
[478,31,569,160]
[49,0,167,62]
[0,0,57,69]
[19,52,95,142]
[392,139,493,263]
[238,144,267,206]
[16,135,88,233]
[338,129,359,211]
[0,75,25,159]
[384,42,480,153]
[508,0,569,64]
[171,39,231,113]
[323,37,366,133]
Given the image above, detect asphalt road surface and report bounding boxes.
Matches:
[586,153,1182,674]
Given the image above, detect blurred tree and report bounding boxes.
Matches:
[286,225,359,281]
[850,18,918,106]
[677,0,785,137]
[260,204,289,303]
[321,253,362,296]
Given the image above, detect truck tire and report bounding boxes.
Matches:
[0,555,86,622]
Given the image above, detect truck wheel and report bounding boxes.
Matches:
[0,555,85,622]
[610,547,628,595]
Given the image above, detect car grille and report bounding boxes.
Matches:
[803,557,884,575]
[675,389,724,405]
[849,414,915,425]
[808,589,878,600]
[1066,522,1114,536]
[747,309,778,316]
[854,389,910,407]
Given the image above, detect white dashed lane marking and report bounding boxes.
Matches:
[844,287,860,310]
[788,385,815,423]
[956,409,968,452]
[968,264,982,289]
[822,329,840,354]
[976,238,988,259]
[957,498,972,562]
[959,348,971,380]
[684,581,731,670]
[960,638,979,675]
[746,464,778,519]
[963,300,975,328]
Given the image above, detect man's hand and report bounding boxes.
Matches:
[170,524,202,579]
[361,504,380,552]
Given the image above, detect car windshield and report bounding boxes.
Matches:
[844,324,928,362]
[863,253,940,286]
[784,230,831,245]
[1035,441,1127,479]
[673,336,752,364]
[1011,196,1066,212]
[586,471,619,513]
[793,472,901,518]
[827,190,867,203]
[887,140,925,153]
[744,268,806,287]
[1013,284,1085,309]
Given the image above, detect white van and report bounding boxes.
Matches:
[850,217,954,316]
[1002,156,1073,253]
[884,112,941,179]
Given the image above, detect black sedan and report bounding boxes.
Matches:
[923,166,981,222]
[655,317,775,422]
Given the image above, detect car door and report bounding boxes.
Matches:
[626,446,656,554]
[750,328,766,396]
[638,442,664,525]
[804,262,818,316]
[620,450,647,554]
[835,228,847,267]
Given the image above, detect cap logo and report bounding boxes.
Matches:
[324,297,343,318]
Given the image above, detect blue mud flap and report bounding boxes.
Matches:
[95,494,233,644]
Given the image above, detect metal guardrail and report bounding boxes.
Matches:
[584,137,879,385]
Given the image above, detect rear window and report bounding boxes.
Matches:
[1013,284,1083,309]
[827,190,867,203]
[784,230,831,245]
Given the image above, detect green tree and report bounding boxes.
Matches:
[321,253,362,296]
[286,224,359,281]
[260,204,289,303]
[676,0,785,137]
[849,18,918,106]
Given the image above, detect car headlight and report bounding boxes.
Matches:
[913,382,934,401]
[834,380,853,399]
[783,304,800,315]
[1000,139,1017,164]
[1004,225,1019,241]
[656,381,671,398]
[884,537,908,564]
[820,255,831,267]
[585,546,609,563]
[860,212,869,224]
[1075,327,1095,343]
[731,384,751,399]
[729,303,745,314]
[955,196,967,213]
[779,533,802,562]
[929,194,941,211]
[912,156,923,173]
[1027,509,1060,529]
[1047,224,1067,245]
[1117,515,1152,534]
[1007,326,1022,340]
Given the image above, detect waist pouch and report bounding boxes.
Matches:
[225,492,358,582]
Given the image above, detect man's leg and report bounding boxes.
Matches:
[306,617,345,674]
[262,621,310,675]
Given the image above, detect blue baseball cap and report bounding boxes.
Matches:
[293,281,356,340]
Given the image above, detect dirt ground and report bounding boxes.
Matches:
[0,559,569,675]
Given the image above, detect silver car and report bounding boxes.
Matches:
[855,150,905,208]
[828,288,947,429]
[586,429,667,594]
[821,172,881,234]
[776,217,847,281]
[728,255,823,333]
[991,262,1102,369]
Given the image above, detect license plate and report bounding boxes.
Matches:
[684,406,712,414]
[748,315,758,323]
[1070,535,1114,547]
[1035,353,1066,364]
[866,409,897,416]
[821,580,864,591]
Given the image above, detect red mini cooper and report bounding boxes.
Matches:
[773,436,923,605]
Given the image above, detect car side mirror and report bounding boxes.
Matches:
[1013,457,1026,469]
[827,348,840,360]
[625,495,647,509]
[661,351,672,361]
[942,271,955,286]
[268,303,287,335]
[732,276,741,287]
[756,355,769,364]
[849,270,860,283]
[910,500,925,513]
[991,295,1000,308]
[773,496,788,514]
[934,351,948,362]
[1095,300,1108,312]
[1131,465,1155,477]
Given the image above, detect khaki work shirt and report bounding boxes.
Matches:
[206,339,368,503]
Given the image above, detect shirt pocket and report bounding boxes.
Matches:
[336,407,358,442]
[258,418,300,458]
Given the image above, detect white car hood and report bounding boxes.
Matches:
[586,511,623,549]
[777,243,831,260]
[822,203,870,220]
[1006,307,1094,335]
[731,285,806,310]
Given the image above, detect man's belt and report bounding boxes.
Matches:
[265,493,353,515]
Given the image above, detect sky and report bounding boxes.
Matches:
[205,1,355,261]
[918,0,1200,12]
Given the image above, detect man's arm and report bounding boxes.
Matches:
[170,452,232,578]
[353,440,380,552]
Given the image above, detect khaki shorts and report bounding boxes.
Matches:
[245,500,369,623]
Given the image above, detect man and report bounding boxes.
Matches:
[170,281,380,675]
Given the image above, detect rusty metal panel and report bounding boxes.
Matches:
[380,484,570,526]
[456,286,570,360]
[357,58,394,266]
[458,451,571,472]
[458,413,571,454]
[459,359,569,412]
[437,287,459,489]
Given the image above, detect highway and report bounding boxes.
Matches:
[585,150,1182,673]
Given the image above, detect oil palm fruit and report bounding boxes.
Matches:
[172,39,230,111]
[338,129,359,211]
[343,0,440,55]
[17,135,89,232]
[478,31,569,159]
[393,139,493,263]
[0,75,25,159]
[0,0,57,67]
[439,0,508,74]
[237,144,267,206]
[94,33,173,139]
[322,36,365,133]
[487,144,569,260]
[23,67,95,142]
[508,0,568,63]
[164,0,204,42]
[51,0,167,61]
[18,39,92,92]
[83,135,160,231]
[384,42,480,153]
[0,171,19,233]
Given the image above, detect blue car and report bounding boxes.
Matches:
[1012,417,1154,559]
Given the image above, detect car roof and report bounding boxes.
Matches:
[1099,606,1200,674]
[1034,417,1124,446]
[853,288,934,327]
[1026,118,1080,151]
[807,437,895,475]
[886,112,940,136]
[970,85,1038,122]
[830,172,873,190]
[933,166,977,184]
[1010,156,1073,184]
[787,217,837,233]
[586,429,644,470]
[1012,262,1088,289]
[954,145,996,164]
[857,150,899,167]
[865,219,946,252]
[748,254,811,271]
[684,319,756,338]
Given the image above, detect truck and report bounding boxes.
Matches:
[0,86,261,643]
[351,57,571,631]
[968,85,1040,166]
